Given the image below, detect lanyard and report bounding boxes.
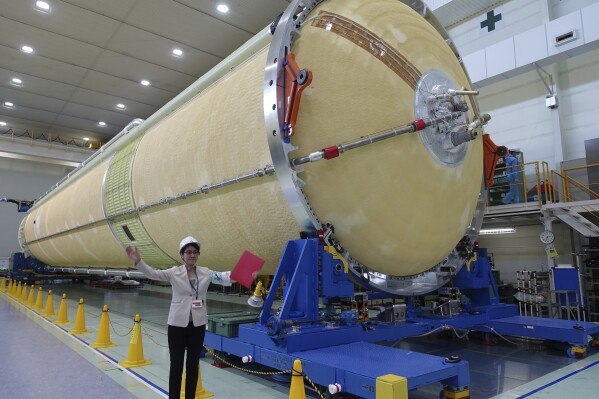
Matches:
[189,268,199,299]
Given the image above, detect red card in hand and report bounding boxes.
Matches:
[231,250,265,289]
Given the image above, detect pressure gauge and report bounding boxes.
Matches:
[540,230,555,245]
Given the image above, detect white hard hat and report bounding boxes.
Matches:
[179,236,200,253]
[509,147,521,153]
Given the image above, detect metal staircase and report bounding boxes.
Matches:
[542,200,599,238]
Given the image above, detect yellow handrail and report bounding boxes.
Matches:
[555,164,599,201]
[552,170,599,202]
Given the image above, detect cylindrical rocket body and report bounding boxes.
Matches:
[21,0,482,278]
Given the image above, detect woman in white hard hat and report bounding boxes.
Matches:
[125,236,232,399]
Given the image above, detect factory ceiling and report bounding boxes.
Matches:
[0,0,494,152]
[0,0,292,148]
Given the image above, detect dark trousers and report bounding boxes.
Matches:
[167,322,206,399]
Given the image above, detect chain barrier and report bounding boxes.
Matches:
[204,346,290,376]
[6,291,329,398]
[108,319,133,337]
[299,367,327,399]
[141,325,169,348]
[204,347,326,399]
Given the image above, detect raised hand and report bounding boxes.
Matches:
[125,246,141,265]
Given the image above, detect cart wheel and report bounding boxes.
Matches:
[567,346,586,359]
[439,390,446,399]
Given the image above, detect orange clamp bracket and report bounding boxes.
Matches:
[282,53,313,138]
[483,134,508,187]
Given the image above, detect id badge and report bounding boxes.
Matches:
[192,300,203,308]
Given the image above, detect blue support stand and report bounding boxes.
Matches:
[205,242,599,397]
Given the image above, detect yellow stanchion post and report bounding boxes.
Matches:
[7,280,13,296]
[180,366,214,399]
[34,287,44,311]
[91,305,116,348]
[20,283,28,302]
[55,293,70,324]
[70,298,89,334]
[42,290,55,317]
[26,284,36,307]
[289,359,306,399]
[118,314,151,368]
[0,277,6,292]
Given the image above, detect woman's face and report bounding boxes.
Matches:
[181,246,199,268]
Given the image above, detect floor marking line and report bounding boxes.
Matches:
[516,359,599,398]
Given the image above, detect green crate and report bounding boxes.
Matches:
[207,311,258,337]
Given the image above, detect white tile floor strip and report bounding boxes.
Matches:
[488,352,599,399]
[1,285,302,399]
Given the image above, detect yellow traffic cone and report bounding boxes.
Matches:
[55,293,70,324]
[91,305,116,348]
[7,280,13,296]
[118,314,151,368]
[181,366,214,398]
[34,287,44,311]
[27,284,36,307]
[20,283,29,302]
[0,277,6,292]
[70,298,89,334]
[15,282,22,300]
[43,290,55,317]
[10,280,17,297]
[289,359,306,399]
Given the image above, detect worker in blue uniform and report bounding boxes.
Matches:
[502,147,521,204]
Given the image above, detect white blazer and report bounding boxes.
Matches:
[135,260,231,327]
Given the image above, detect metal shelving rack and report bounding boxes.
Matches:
[516,270,551,317]
[583,239,599,322]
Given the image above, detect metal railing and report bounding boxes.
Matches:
[556,163,599,202]
[486,160,599,211]
[486,161,555,210]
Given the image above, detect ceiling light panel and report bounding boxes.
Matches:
[217,4,229,14]
[172,48,184,57]
[479,227,517,235]
[21,45,34,54]
[35,1,50,11]
[140,80,150,86]
[10,78,23,86]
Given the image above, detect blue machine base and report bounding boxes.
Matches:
[205,333,469,398]
[481,316,599,346]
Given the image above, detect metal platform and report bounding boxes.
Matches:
[483,316,599,347]
[294,342,468,396]
[205,333,469,398]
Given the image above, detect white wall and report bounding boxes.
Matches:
[445,0,598,284]
[448,0,545,55]
[472,48,599,166]
[558,49,599,160]
[447,0,599,168]
[0,157,73,259]
[478,222,575,283]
